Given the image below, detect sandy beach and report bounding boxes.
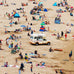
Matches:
[0,0,74,74]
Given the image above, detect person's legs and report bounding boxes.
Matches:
[31,68,32,72]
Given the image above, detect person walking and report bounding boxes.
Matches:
[19,63,24,72]
[30,64,33,72]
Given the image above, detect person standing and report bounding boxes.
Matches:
[61,31,64,37]
[30,64,33,72]
[25,16,28,21]
[57,33,60,39]
[69,50,72,60]
[65,33,67,40]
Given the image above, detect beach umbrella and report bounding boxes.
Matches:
[20,25,26,27]
[14,13,20,18]
[40,22,45,25]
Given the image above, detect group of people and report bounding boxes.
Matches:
[0,0,73,74]
[57,31,67,40]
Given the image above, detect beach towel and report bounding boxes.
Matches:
[51,34,56,36]
[54,49,63,51]
[9,65,19,68]
[36,65,45,68]
[1,65,19,68]
[60,38,65,40]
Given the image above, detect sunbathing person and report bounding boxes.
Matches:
[37,61,45,66]
[57,33,60,39]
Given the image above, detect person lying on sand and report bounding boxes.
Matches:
[36,61,46,66]
[2,62,9,67]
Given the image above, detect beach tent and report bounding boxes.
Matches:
[44,8,48,12]
[14,13,20,18]
[53,2,57,6]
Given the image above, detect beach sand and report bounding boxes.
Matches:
[0,0,74,74]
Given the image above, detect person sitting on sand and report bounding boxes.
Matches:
[4,62,8,67]
[32,16,36,20]
[19,52,23,59]
[27,32,30,36]
[24,53,29,62]
[14,43,18,50]
[60,69,63,74]
[49,47,54,52]
[45,21,50,25]
[33,50,40,58]
[34,50,37,54]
